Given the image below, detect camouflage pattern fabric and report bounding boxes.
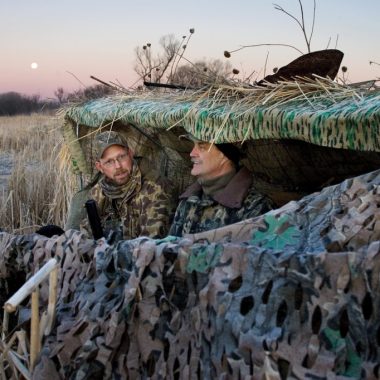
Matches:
[169,167,274,236]
[66,164,173,240]
[0,169,380,379]
[64,87,380,152]
[92,130,129,160]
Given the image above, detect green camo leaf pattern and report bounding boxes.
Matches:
[186,244,222,273]
[251,214,301,251]
[322,327,362,378]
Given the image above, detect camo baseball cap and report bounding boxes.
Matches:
[93,131,128,159]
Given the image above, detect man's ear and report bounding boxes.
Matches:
[128,148,134,159]
[219,151,228,164]
[95,161,103,173]
[219,153,234,170]
[219,156,228,166]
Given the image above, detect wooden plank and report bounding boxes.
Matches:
[4,258,58,313]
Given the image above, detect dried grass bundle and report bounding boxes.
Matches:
[0,114,76,234]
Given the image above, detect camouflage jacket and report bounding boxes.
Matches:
[169,167,274,237]
[66,166,172,240]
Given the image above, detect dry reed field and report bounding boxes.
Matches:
[0,113,76,234]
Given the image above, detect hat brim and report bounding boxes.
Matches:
[178,134,202,142]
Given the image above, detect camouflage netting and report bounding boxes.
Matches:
[1,169,379,379]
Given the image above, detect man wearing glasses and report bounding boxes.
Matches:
[169,135,274,237]
[66,131,172,240]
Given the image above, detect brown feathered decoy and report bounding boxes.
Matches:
[257,49,344,85]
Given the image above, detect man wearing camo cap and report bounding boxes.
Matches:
[66,130,172,239]
[169,135,274,237]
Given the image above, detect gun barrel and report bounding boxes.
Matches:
[85,199,104,239]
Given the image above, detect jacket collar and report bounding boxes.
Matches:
[179,167,252,208]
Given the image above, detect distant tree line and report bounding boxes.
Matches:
[0,92,56,116]
[0,84,114,116]
[54,84,114,104]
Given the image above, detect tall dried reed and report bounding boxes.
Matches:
[0,114,76,234]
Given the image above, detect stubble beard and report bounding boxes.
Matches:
[111,168,131,185]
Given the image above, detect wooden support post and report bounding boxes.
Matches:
[2,310,9,340]
[30,289,40,372]
[4,258,58,313]
[45,266,58,335]
[2,257,59,375]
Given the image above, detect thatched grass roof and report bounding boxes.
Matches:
[64,78,380,152]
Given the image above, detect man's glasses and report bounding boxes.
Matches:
[101,153,129,168]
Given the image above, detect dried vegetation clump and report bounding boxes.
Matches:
[0,114,76,233]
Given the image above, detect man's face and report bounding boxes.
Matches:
[95,145,133,185]
[190,141,228,180]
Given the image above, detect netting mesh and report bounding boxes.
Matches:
[1,169,379,379]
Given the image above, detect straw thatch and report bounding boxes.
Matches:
[63,78,380,205]
[64,78,380,151]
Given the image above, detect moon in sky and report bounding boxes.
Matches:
[31,62,38,69]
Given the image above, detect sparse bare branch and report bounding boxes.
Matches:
[325,36,331,49]
[274,0,316,53]
[298,0,306,38]
[134,34,182,83]
[273,3,304,31]
[263,51,270,78]
[227,43,304,55]
[244,68,257,82]
[172,29,195,81]
[308,0,316,47]
[66,71,86,88]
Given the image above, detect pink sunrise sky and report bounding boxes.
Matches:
[1,0,379,99]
